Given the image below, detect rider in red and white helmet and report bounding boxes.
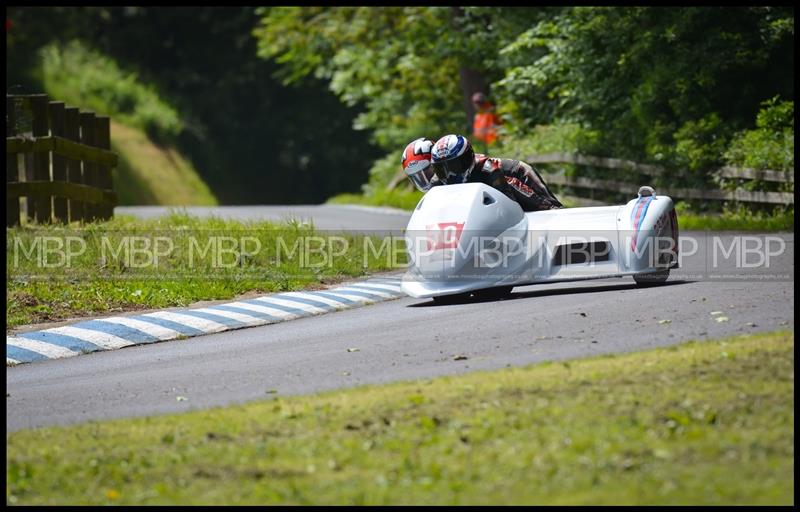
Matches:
[401,137,437,192]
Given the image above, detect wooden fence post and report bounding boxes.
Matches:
[30,94,52,223]
[24,153,34,220]
[6,96,20,226]
[49,101,69,223]
[6,95,19,226]
[63,107,83,222]
[95,116,113,219]
[7,95,119,223]
[79,111,97,221]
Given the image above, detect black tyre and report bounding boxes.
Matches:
[432,292,471,305]
[472,286,514,300]
[633,270,670,286]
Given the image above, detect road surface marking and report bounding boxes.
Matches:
[7,336,79,359]
[143,311,228,334]
[7,277,408,365]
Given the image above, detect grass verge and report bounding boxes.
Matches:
[39,40,216,206]
[111,121,217,206]
[6,330,794,505]
[6,213,405,330]
[677,209,794,232]
[327,188,424,211]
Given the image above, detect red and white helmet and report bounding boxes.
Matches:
[402,137,436,192]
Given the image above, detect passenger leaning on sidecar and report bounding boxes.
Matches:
[401,134,563,212]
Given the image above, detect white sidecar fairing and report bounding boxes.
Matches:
[401,183,679,299]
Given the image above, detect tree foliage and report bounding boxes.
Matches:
[255,7,461,150]
[255,6,792,197]
[7,7,794,205]
[254,7,550,150]
[7,6,381,204]
[726,97,794,172]
[39,40,183,141]
[496,6,794,174]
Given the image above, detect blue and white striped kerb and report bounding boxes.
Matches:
[7,277,406,365]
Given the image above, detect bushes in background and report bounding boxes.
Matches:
[39,40,183,142]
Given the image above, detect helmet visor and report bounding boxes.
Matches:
[406,165,436,192]
[431,150,474,183]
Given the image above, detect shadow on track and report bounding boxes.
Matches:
[407,279,693,307]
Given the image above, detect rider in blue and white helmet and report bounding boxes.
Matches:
[428,133,564,211]
[430,134,476,184]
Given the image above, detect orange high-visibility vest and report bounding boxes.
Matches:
[473,110,501,145]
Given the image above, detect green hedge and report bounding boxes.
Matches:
[39,40,183,141]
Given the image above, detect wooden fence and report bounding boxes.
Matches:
[526,152,794,206]
[6,94,118,226]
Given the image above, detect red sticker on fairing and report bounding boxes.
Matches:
[425,222,465,250]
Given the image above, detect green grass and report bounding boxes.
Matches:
[328,188,424,211]
[111,121,217,206]
[6,213,405,329]
[6,330,794,505]
[38,39,217,206]
[678,208,794,232]
[40,40,183,139]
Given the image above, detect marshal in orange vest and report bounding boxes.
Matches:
[471,92,502,146]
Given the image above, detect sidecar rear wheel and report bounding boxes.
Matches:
[633,270,670,286]
[432,293,471,305]
[472,286,514,300]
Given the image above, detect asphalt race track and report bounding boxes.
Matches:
[6,206,794,431]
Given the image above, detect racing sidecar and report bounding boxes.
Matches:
[400,183,679,302]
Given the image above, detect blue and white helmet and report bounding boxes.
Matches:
[431,134,475,184]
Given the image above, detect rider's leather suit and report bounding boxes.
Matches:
[432,154,563,212]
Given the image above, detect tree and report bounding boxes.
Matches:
[8,6,383,204]
[496,6,794,178]
[254,7,545,150]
